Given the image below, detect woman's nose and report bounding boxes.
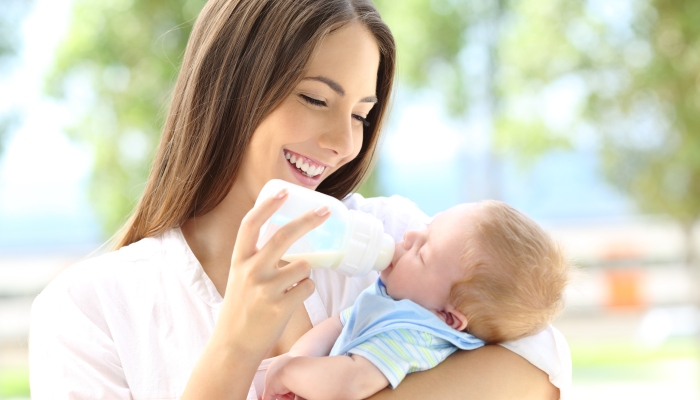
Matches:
[317,117,355,158]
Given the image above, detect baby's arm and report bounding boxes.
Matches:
[288,314,344,357]
[273,353,389,400]
[264,315,389,400]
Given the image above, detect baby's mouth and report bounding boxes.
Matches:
[284,150,326,178]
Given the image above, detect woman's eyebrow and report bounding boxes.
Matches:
[303,76,378,103]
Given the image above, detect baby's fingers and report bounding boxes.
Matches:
[233,188,289,261]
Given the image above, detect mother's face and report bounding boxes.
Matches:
[238,21,381,198]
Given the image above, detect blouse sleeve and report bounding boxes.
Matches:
[29,265,131,399]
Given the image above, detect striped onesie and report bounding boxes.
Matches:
[329,279,485,388]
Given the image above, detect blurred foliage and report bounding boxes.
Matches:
[595,0,700,228]
[377,0,700,240]
[373,0,474,115]
[49,0,700,237]
[515,0,700,227]
[374,0,576,164]
[0,0,33,69]
[0,0,33,156]
[47,0,206,234]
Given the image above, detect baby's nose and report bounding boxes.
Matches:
[392,241,406,264]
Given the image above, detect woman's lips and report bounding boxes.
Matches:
[285,153,324,186]
[283,150,328,179]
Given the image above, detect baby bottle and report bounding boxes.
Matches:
[255,179,395,277]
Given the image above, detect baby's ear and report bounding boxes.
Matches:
[437,304,468,331]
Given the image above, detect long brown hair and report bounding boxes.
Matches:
[115,0,396,248]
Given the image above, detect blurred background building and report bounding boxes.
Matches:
[1,0,699,398]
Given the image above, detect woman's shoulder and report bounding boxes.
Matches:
[33,232,172,310]
[498,325,572,398]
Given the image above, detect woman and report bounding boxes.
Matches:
[29,0,569,399]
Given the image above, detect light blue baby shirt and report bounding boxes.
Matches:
[329,279,485,388]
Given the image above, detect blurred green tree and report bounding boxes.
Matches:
[490,0,700,265]
[373,0,575,200]
[47,0,207,234]
[594,0,700,267]
[375,0,700,267]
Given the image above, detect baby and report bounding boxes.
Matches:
[263,200,571,400]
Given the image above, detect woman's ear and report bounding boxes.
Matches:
[437,304,468,331]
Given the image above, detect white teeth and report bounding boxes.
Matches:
[285,151,325,177]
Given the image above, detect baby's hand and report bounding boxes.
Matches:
[262,354,295,400]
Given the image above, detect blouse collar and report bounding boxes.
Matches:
[162,227,224,309]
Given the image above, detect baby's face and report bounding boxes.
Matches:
[380,203,481,312]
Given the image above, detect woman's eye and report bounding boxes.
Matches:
[300,94,327,107]
[352,114,370,128]
[300,93,370,128]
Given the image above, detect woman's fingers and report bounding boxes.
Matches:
[258,205,330,262]
[274,260,315,295]
[283,277,315,306]
[233,188,289,260]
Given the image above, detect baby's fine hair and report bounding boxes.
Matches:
[448,200,570,343]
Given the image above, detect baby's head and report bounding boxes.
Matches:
[380,200,570,343]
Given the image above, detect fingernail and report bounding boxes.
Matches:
[314,205,330,216]
[274,188,288,199]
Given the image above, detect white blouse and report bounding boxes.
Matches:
[29,194,571,399]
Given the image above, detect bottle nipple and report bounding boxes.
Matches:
[373,233,395,271]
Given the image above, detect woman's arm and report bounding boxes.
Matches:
[368,345,559,400]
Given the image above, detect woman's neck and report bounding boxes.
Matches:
[180,183,255,296]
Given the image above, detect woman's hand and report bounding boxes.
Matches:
[214,188,330,357]
[182,188,330,400]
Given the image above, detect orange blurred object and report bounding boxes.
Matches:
[602,244,646,309]
[604,269,645,309]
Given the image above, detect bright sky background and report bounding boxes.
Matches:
[0,0,100,253]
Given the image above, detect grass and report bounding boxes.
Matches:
[0,367,29,399]
[571,337,699,366]
[570,337,700,383]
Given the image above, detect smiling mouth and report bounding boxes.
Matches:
[284,150,326,178]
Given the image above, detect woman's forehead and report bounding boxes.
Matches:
[303,22,379,96]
